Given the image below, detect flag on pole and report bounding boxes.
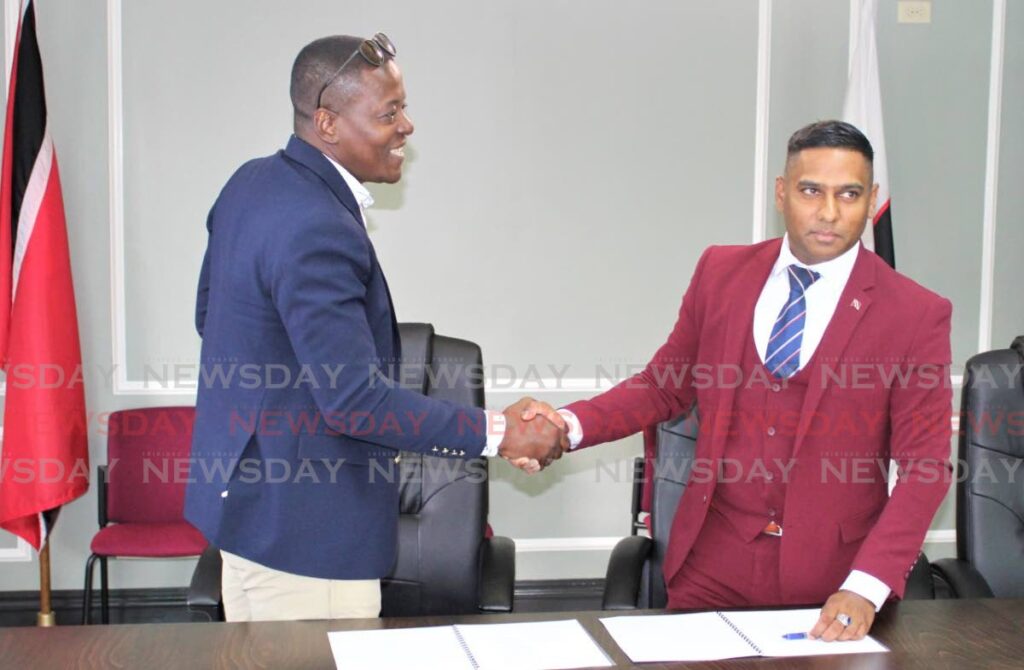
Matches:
[843,0,895,268]
[0,0,88,550]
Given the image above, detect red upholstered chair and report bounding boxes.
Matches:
[81,407,208,624]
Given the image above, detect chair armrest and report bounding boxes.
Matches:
[931,558,995,598]
[630,457,644,536]
[601,535,652,610]
[902,553,935,600]
[187,545,223,619]
[478,536,515,613]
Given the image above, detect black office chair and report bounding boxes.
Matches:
[626,426,659,537]
[188,323,515,620]
[924,336,1024,599]
[603,412,698,609]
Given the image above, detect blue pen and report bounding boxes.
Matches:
[781,632,809,640]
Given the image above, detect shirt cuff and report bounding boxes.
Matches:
[840,570,890,612]
[482,409,505,457]
[559,409,584,449]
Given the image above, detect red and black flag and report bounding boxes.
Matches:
[0,0,88,550]
[844,0,895,268]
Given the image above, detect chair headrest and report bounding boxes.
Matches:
[1012,336,1024,361]
[963,344,1024,459]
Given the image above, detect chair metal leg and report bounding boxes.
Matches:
[100,556,110,624]
[82,553,99,625]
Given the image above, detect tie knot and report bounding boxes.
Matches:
[787,265,820,294]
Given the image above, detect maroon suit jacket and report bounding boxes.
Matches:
[566,239,952,602]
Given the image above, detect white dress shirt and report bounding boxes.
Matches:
[752,233,858,370]
[323,154,374,226]
[563,236,890,611]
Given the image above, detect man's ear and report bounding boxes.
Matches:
[868,183,879,218]
[774,176,786,212]
[312,108,339,145]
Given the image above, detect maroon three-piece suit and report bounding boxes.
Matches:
[566,239,953,608]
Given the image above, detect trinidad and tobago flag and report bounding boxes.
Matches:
[843,0,895,268]
[0,0,88,550]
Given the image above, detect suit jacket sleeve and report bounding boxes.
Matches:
[565,246,714,448]
[851,295,954,597]
[268,213,487,457]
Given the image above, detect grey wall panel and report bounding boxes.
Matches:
[766,0,850,238]
[992,0,1024,349]
[120,0,759,379]
[877,0,992,368]
[770,1,996,374]
[121,0,300,378]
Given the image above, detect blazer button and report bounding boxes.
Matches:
[220,490,229,499]
[702,495,708,503]
[394,454,401,464]
[766,426,776,437]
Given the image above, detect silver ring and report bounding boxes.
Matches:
[837,613,852,627]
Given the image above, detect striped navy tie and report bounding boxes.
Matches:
[765,265,821,378]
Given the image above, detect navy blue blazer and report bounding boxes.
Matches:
[185,135,487,579]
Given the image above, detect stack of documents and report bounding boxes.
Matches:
[327,619,613,670]
[600,608,888,662]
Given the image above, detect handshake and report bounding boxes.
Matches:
[495,397,569,474]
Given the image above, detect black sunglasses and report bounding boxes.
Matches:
[315,33,397,110]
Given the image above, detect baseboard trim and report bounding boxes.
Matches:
[0,581,605,622]
[514,579,605,601]
[0,587,188,614]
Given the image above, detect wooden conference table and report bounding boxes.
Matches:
[1,598,1022,669]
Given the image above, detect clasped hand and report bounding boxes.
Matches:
[497,397,568,474]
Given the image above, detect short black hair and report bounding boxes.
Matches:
[786,120,874,164]
[290,35,387,124]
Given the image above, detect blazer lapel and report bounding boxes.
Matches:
[284,135,403,364]
[710,240,781,458]
[791,246,877,457]
[283,135,364,223]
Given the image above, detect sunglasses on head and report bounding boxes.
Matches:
[315,33,396,109]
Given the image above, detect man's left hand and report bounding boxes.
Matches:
[809,590,875,642]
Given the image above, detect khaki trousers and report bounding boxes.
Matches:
[220,550,381,622]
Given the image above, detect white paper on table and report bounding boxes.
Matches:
[600,609,889,663]
[327,626,473,670]
[724,608,889,657]
[454,619,613,670]
[328,619,612,670]
[600,612,755,662]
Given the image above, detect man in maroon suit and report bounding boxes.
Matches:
[523,120,952,641]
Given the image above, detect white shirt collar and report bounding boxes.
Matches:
[771,233,861,283]
[321,153,375,212]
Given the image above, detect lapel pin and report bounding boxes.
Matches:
[851,298,861,311]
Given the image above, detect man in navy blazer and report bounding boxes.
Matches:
[185,34,564,621]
